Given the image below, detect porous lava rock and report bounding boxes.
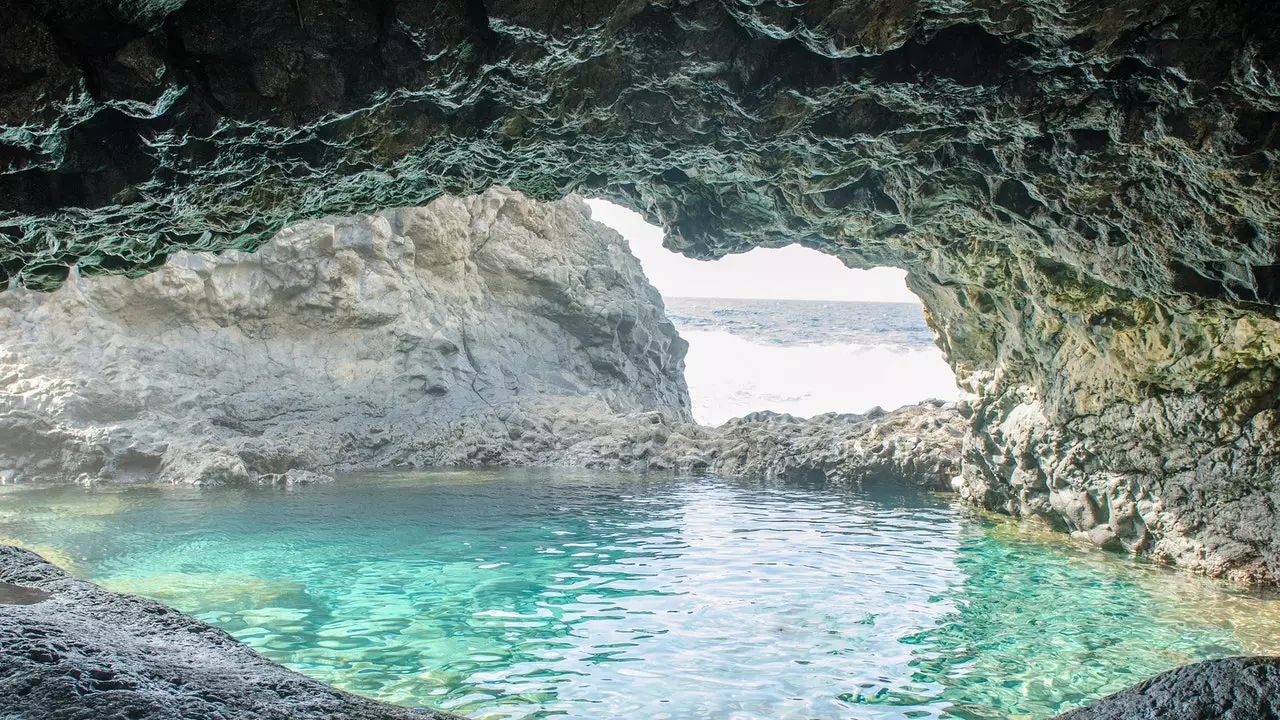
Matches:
[2,0,1279,579]
[0,545,462,720]
[1055,656,1280,720]
[534,400,967,490]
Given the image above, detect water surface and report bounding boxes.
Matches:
[2,470,1278,720]
[662,298,960,424]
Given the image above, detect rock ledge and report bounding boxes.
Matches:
[1055,656,1280,720]
[0,546,461,720]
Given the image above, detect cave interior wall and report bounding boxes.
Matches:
[2,0,1280,579]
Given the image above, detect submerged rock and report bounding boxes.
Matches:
[2,541,1274,720]
[0,546,460,720]
[1055,656,1280,720]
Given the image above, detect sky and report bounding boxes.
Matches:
[585,199,918,303]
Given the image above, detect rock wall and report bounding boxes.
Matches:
[1,1,1279,580]
[0,188,691,484]
[0,185,965,491]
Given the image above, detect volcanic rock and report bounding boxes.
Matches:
[2,0,1279,578]
[0,545,461,720]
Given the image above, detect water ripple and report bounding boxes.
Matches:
[1,470,1278,719]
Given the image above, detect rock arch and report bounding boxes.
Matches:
[2,0,1279,581]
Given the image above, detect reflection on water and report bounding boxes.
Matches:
[1,470,1277,719]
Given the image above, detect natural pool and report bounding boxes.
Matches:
[2,470,1279,720]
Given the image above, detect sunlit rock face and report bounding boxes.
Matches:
[1,1,1279,579]
[0,189,689,484]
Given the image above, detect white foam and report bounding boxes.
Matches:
[680,330,961,426]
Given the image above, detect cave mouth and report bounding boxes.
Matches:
[585,199,961,425]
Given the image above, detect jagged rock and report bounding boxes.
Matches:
[0,546,462,720]
[1,0,1278,580]
[0,185,964,491]
[686,402,965,490]
[486,399,967,491]
[0,188,690,484]
[1055,656,1280,720]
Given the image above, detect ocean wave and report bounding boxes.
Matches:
[679,329,961,426]
[665,297,937,347]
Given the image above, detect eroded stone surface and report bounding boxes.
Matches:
[1055,656,1280,720]
[0,188,690,484]
[0,545,461,720]
[2,0,1279,579]
[540,401,967,491]
[0,186,964,491]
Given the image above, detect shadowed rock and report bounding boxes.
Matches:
[1056,656,1280,720]
[0,545,461,720]
[0,582,51,605]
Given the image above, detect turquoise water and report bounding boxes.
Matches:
[3,470,1279,720]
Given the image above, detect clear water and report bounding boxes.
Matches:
[3,470,1279,720]
[661,299,961,425]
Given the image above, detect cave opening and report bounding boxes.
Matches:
[585,199,961,425]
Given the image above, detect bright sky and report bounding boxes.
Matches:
[585,199,918,303]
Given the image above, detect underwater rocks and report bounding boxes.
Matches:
[1055,656,1280,720]
[0,188,690,484]
[0,546,461,720]
[1,542,1274,720]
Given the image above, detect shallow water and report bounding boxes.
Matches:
[3,470,1278,719]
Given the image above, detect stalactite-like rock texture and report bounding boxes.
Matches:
[1,0,1279,580]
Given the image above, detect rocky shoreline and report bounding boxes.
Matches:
[3,546,1276,720]
[0,189,965,493]
[2,0,1279,715]
[0,546,459,720]
[4,0,1280,584]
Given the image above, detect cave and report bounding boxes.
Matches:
[2,0,1280,717]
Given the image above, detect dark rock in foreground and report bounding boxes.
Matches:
[0,546,459,720]
[1056,656,1280,720]
[4,543,1276,720]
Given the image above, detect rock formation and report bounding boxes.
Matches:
[538,401,967,490]
[0,188,690,484]
[1054,656,1280,720]
[0,185,964,490]
[1,0,1278,581]
[0,545,462,720]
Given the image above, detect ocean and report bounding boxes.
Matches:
[663,298,960,426]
